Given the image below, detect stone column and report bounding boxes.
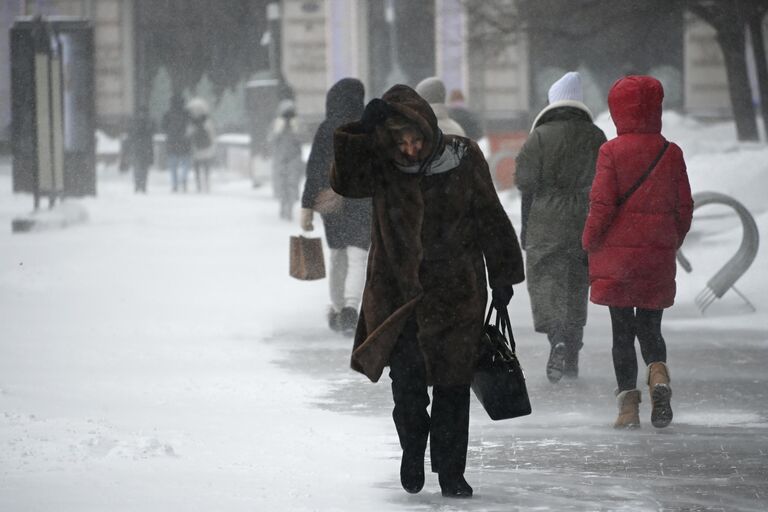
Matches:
[683,12,730,117]
[435,0,466,98]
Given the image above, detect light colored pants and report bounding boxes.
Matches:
[329,246,368,312]
[168,154,191,192]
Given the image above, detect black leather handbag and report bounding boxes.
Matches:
[472,304,532,420]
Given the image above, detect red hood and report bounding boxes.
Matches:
[608,75,664,135]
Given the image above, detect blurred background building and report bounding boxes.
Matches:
[1,0,764,151]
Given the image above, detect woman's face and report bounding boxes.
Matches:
[394,128,425,165]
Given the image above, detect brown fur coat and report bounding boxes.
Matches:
[331,85,524,386]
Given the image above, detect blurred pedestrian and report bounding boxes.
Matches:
[120,107,155,193]
[415,77,465,137]
[447,89,484,141]
[583,75,693,429]
[515,71,606,383]
[187,97,216,193]
[331,85,524,498]
[300,78,371,335]
[269,99,303,220]
[161,93,192,192]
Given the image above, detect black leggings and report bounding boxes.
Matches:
[609,307,667,392]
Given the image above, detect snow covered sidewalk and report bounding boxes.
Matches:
[0,169,401,511]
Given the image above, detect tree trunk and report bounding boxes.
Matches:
[748,12,768,140]
[718,28,760,141]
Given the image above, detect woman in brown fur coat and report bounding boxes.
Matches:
[331,84,524,498]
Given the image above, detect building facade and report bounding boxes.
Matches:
[1,0,756,147]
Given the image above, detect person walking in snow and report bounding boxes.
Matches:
[582,75,693,429]
[515,71,606,383]
[300,78,371,336]
[187,97,216,193]
[415,76,466,137]
[121,106,155,193]
[447,88,484,141]
[270,99,303,220]
[161,93,192,193]
[331,84,524,498]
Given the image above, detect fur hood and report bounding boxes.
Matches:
[374,84,441,162]
[530,100,593,133]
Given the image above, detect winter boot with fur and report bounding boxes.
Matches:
[647,361,673,428]
[614,389,641,429]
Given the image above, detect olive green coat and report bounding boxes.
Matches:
[515,102,606,333]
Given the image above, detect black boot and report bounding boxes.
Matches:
[327,309,342,332]
[564,345,580,378]
[339,307,358,337]
[400,448,425,493]
[546,342,567,383]
[439,473,473,498]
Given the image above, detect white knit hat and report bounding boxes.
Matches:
[415,76,447,104]
[548,72,583,104]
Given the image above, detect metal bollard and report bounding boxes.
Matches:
[676,191,760,313]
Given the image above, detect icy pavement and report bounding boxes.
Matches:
[269,320,768,511]
[0,162,766,511]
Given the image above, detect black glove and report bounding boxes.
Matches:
[491,285,514,308]
[360,98,391,133]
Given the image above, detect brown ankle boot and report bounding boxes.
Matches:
[647,362,673,428]
[614,389,641,429]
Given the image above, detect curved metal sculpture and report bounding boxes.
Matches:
[677,191,760,313]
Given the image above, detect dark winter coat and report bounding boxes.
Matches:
[515,102,606,333]
[270,117,303,203]
[301,78,371,250]
[122,114,155,170]
[162,98,191,156]
[331,84,525,386]
[582,76,693,310]
[448,105,483,141]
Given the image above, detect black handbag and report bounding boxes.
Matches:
[471,304,532,420]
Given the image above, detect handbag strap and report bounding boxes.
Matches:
[484,304,517,353]
[616,141,670,207]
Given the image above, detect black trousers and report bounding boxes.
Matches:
[389,318,470,477]
[134,166,149,192]
[609,307,667,392]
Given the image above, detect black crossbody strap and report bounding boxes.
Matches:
[616,141,670,207]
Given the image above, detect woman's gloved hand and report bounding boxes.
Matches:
[491,285,514,308]
[360,98,392,133]
[300,208,314,232]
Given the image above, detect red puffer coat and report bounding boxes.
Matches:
[582,76,693,309]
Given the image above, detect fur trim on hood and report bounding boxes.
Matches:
[530,100,593,133]
[374,84,440,162]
